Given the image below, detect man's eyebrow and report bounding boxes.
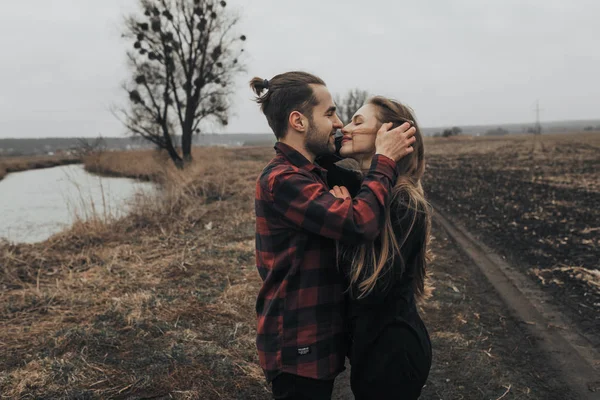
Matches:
[325,106,336,114]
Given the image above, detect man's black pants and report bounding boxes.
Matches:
[271,373,335,400]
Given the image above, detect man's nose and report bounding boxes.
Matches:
[333,114,343,129]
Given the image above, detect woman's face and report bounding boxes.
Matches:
[339,104,380,159]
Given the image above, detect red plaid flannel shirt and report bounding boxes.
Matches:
[255,142,398,382]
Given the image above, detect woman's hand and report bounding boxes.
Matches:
[375,122,416,162]
[329,185,351,199]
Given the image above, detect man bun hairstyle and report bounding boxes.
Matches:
[250,71,325,139]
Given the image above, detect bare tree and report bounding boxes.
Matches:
[335,89,369,125]
[118,0,246,168]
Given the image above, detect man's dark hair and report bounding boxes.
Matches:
[250,71,325,139]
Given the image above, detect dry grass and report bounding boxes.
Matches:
[83,150,167,181]
[83,147,237,183]
[0,155,81,181]
[1,146,274,399]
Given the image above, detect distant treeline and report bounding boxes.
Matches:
[0,137,151,157]
[0,134,275,157]
[426,119,600,137]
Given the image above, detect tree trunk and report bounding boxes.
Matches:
[158,119,184,169]
[182,128,193,163]
[165,140,184,169]
[182,92,197,163]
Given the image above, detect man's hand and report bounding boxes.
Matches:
[329,185,351,199]
[375,122,417,162]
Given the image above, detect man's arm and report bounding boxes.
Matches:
[325,163,363,197]
[268,154,397,244]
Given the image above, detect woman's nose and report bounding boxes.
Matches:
[341,123,351,134]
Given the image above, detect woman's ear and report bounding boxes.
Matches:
[289,111,307,132]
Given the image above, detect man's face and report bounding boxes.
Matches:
[304,85,343,157]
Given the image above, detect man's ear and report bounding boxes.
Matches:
[289,111,307,133]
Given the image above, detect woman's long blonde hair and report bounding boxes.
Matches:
[344,97,433,301]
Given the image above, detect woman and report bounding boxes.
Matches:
[327,97,433,399]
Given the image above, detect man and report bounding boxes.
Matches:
[251,71,416,400]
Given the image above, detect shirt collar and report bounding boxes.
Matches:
[274,142,327,174]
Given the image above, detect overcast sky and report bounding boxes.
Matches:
[0,0,599,138]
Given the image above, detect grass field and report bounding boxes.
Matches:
[0,155,81,181]
[1,134,596,399]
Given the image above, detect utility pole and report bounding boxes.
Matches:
[534,100,542,135]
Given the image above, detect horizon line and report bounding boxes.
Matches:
[0,117,598,141]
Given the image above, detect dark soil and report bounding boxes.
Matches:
[424,134,600,344]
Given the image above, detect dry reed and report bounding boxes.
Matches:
[0,155,81,181]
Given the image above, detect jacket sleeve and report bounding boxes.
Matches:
[324,164,363,197]
[268,155,397,244]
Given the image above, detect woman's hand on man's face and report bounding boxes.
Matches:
[329,185,351,199]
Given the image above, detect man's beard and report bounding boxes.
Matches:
[305,118,333,157]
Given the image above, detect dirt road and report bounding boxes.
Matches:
[433,207,599,399]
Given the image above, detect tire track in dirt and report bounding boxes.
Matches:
[432,202,600,399]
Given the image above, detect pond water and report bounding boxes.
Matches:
[0,164,155,243]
